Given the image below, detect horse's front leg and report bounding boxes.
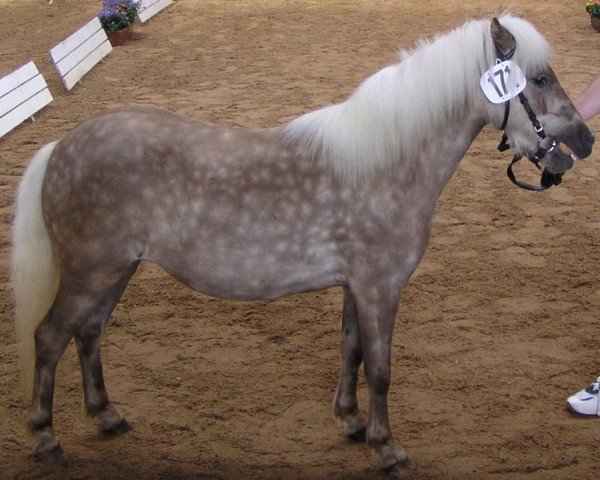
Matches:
[353,284,409,472]
[333,287,367,441]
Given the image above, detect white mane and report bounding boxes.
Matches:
[284,15,551,179]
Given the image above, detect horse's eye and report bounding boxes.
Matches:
[532,76,548,87]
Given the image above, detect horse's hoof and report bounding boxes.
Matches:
[31,443,66,463]
[101,418,133,438]
[346,427,366,443]
[382,457,410,473]
[334,408,367,443]
[380,442,410,473]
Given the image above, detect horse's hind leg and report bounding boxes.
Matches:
[333,287,367,441]
[30,266,137,461]
[75,262,139,436]
[30,304,74,461]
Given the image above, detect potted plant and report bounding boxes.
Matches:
[99,0,142,47]
[586,0,600,31]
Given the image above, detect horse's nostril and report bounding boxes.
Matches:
[568,128,596,159]
[583,129,595,149]
[578,129,596,159]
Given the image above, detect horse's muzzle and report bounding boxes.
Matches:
[559,125,595,160]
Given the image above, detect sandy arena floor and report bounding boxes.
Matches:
[1,1,599,479]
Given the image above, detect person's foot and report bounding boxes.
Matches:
[566,376,600,416]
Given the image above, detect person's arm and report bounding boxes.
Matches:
[574,74,600,121]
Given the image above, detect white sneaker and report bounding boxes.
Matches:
[566,376,600,416]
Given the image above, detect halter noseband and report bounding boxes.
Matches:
[494,48,562,191]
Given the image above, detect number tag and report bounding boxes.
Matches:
[480,60,526,104]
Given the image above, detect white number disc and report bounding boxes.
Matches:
[480,60,526,104]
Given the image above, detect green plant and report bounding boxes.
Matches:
[586,1,600,17]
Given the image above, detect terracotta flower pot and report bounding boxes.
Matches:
[106,24,134,47]
[592,15,600,33]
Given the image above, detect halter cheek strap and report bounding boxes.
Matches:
[498,92,547,149]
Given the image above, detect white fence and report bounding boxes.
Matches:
[0,62,53,138]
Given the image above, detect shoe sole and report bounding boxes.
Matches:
[565,401,598,417]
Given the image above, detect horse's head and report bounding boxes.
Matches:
[484,17,594,177]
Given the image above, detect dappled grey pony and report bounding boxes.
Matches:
[12,15,594,471]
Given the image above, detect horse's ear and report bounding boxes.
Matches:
[490,17,516,58]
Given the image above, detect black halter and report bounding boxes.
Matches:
[494,49,562,191]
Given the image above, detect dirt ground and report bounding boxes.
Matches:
[1,0,599,479]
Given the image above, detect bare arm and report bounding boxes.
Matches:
[574,74,600,121]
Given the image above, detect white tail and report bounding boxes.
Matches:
[12,142,60,400]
